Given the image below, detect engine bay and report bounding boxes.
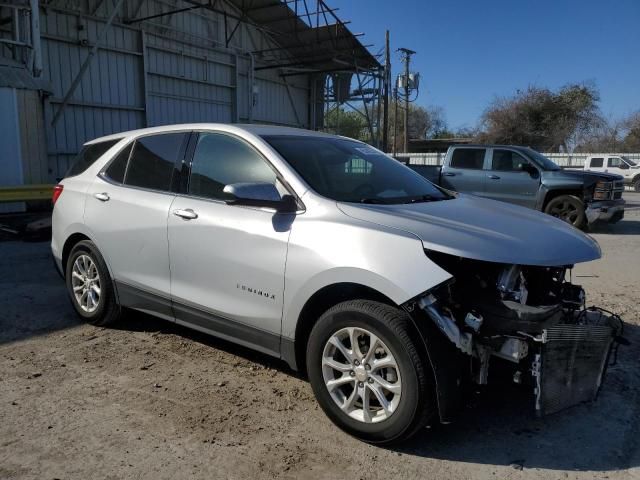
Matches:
[409,250,625,417]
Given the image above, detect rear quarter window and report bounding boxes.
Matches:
[103,143,133,183]
[65,139,120,177]
[450,149,486,169]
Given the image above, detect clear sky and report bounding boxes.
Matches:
[334,0,640,130]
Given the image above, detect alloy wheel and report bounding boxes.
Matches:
[549,200,579,224]
[322,327,402,423]
[71,254,101,313]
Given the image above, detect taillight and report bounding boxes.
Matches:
[52,184,64,205]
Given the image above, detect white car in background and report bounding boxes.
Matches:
[584,155,640,191]
[51,124,623,445]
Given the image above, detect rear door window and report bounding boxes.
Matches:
[124,133,187,192]
[450,149,486,169]
[590,157,604,168]
[66,139,120,177]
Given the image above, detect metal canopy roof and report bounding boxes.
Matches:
[225,0,381,73]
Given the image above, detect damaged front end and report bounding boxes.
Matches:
[405,251,625,421]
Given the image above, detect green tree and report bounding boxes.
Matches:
[574,110,640,152]
[387,103,449,150]
[477,83,602,151]
[622,111,640,151]
[324,108,369,141]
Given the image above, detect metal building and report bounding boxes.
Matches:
[0,0,381,197]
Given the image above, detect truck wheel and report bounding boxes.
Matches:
[544,195,586,229]
[306,300,435,445]
[65,240,121,326]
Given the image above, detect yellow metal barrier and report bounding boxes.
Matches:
[0,184,54,202]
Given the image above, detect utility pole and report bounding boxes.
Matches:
[392,86,399,156]
[382,30,390,152]
[398,47,416,153]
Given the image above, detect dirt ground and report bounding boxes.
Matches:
[1,194,639,480]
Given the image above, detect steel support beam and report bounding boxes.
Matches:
[124,3,205,24]
[29,0,42,77]
[242,1,299,13]
[255,53,371,71]
[51,0,125,126]
[251,32,364,54]
[282,76,301,125]
[257,7,338,25]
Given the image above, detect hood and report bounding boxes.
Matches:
[338,194,601,267]
[559,169,623,183]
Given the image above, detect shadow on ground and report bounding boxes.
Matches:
[104,310,640,473]
[2,240,638,473]
[394,322,640,472]
[590,219,640,235]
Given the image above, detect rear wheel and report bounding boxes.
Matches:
[65,240,121,326]
[306,300,435,445]
[633,177,640,193]
[544,194,586,229]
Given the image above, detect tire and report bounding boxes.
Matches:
[306,300,435,445]
[65,240,121,326]
[544,194,586,229]
[633,177,640,193]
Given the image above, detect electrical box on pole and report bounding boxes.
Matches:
[397,48,417,153]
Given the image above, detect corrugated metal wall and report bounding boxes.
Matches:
[31,0,310,181]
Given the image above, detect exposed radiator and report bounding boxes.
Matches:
[534,322,615,416]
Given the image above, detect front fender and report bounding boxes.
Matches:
[281,212,452,339]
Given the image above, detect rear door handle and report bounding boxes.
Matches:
[173,208,198,220]
[94,192,110,202]
[442,172,456,177]
[487,174,501,180]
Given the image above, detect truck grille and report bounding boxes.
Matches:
[613,180,624,199]
[535,323,614,416]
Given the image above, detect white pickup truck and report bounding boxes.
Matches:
[583,155,640,191]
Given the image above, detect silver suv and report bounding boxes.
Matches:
[52,124,623,444]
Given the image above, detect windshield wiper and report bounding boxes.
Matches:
[402,194,442,204]
[359,197,390,204]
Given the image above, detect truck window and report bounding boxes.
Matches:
[450,149,485,170]
[608,157,627,169]
[590,158,604,168]
[491,150,529,171]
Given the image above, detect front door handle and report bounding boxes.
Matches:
[94,192,110,202]
[442,172,456,177]
[487,174,501,180]
[173,208,198,220]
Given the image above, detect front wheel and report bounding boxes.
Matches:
[306,300,435,445]
[544,194,586,229]
[633,177,640,193]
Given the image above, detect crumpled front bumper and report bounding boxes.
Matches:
[585,199,625,224]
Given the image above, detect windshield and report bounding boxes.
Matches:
[523,148,561,171]
[621,156,637,166]
[263,135,451,204]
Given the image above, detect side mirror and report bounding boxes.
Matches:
[520,163,538,176]
[223,182,298,213]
